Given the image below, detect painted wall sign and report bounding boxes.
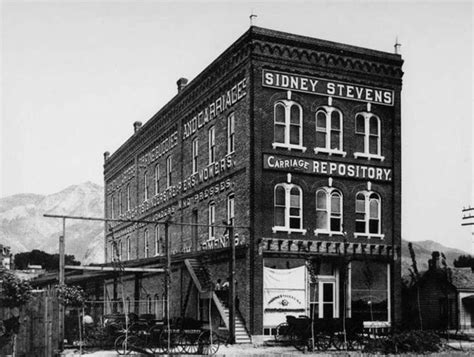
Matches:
[200,233,244,251]
[262,69,394,106]
[263,154,392,181]
[182,78,247,139]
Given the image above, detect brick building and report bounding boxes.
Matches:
[103,26,403,342]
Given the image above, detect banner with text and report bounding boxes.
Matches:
[262,69,394,106]
[263,154,392,182]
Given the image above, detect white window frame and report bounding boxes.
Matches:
[354,190,384,239]
[227,113,235,154]
[314,106,346,156]
[208,201,216,239]
[144,229,149,258]
[208,126,216,164]
[126,236,131,260]
[272,98,306,152]
[154,225,161,256]
[314,187,343,236]
[126,184,131,211]
[111,194,115,219]
[272,183,307,234]
[354,112,384,161]
[309,271,340,319]
[192,138,199,174]
[144,170,149,201]
[227,193,235,225]
[154,164,160,195]
[166,155,172,188]
[118,189,123,215]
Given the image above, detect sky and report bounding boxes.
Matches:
[1,1,472,251]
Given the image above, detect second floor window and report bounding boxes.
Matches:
[208,201,216,239]
[126,184,131,211]
[154,164,160,195]
[208,126,215,164]
[355,112,383,160]
[273,183,305,233]
[273,96,305,151]
[154,225,161,256]
[355,191,382,237]
[166,156,172,188]
[126,236,131,260]
[144,171,149,201]
[118,190,123,215]
[144,229,149,258]
[111,194,115,219]
[192,138,199,174]
[315,188,343,233]
[315,106,345,155]
[227,193,235,225]
[227,113,235,154]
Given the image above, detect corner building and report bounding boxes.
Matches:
[103,27,403,342]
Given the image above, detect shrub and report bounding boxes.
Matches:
[364,330,441,354]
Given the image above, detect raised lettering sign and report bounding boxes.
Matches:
[262,69,394,106]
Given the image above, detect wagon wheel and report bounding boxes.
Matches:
[114,334,128,355]
[115,334,140,355]
[181,332,200,354]
[159,329,184,354]
[290,331,307,352]
[198,331,220,355]
[274,322,291,342]
[332,331,347,350]
[314,332,332,351]
[347,332,368,351]
[147,325,163,353]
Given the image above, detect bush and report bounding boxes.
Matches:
[364,330,441,354]
[0,272,32,308]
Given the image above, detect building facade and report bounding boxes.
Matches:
[103,27,403,341]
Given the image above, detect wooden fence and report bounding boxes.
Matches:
[1,290,59,357]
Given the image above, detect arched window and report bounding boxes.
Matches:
[126,183,131,211]
[208,126,216,164]
[354,112,383,160]
[144,170,149,201]
[227,113,235,154]
[166,155,172,188]
[315,188,343,233]
[273,97,305,151]
[208,201,216,239]
[273,183,306,233]
[126,236,131,260]
[192,138,199,174]
[154,225,160,256]
[110,194,115,219]
[144,229,149,258]
[118,189,123,215]
[355,191,382,237]
[154,293,160,318]
[147,295,152,314]
[227,193,235,225]
[154,164,160,195]
[315,106,345,155]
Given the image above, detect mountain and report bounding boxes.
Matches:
[0,182,104,264]
[401,239,469,276]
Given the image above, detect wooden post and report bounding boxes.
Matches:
[165,220,171,352]
[228,224,235,344]
[58,218,65,352]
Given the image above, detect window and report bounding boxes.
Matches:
[315,106,345,156]
[147,295,153,314]
[111,194,115,219]
[126,184,131,211]
[118,190,123,215]
[315,188,343,234]
[208,126,215,164]
[273,97,305,151]
[192,138,199,174]
[144,171,149,201]
[273,183,306,233]
[166,156,172,188]
[354,112,383,160]
[208,201,216,239]
[227,113,235,154]
[355,191,383,238]
[154,225,161,256]
[227,194,235,225]
[126,236,131,260]
[144,229,149,258]
[154,164,160,195]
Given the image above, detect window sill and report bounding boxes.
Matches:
[354,233,385,239]
[314,230,345,237]
[272,143,307,153]
[272,227,307,235]
[314,148,347,157]
[354,152,385,161]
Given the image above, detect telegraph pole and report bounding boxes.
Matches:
[228,222,235,344]
[58,217,66,351]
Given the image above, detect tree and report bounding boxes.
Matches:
[14,250,80,270]
[453,254,474,269]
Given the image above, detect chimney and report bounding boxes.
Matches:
[133,121,142,133]
[177,77,188,93]
[429,251,441,270]
[103,151,110,162]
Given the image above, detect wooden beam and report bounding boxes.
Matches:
[65,265,165,273]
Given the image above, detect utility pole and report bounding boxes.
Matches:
[165,220,171,352]
[228,223,235,344]
[58,217,66,351]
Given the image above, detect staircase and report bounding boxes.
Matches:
[184,258,252,344]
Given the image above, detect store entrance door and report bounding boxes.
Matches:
[310,280,337,319]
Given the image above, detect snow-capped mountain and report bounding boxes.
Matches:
[0,182,104,264]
